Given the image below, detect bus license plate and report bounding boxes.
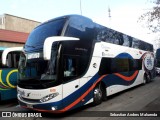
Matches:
[27,53,40,59]
[27,104,33,108]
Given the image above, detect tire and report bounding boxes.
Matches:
[144,73,151,84]
[93,83,103,105]
[146,73,151,83]
[101,84,107,101]
[143,75,147,85]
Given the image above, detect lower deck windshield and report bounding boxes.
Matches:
[18,55,57,81]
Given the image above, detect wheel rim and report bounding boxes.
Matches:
[94,87,102,101]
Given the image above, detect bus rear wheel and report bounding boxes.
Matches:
[146,73,151,83]
[93,84,103,105]
[144,73,151,84]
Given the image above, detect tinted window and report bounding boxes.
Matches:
[156,48,160,59]
[122,35,130,47]
[0,51,3,68]
[64,58,77,77]
[8,52,20,68]
[146,44,153,52]
[1,52,21,68]
[156,59,160,67]
[64,16,94,55]
[99,58,142,75]
[63,55,78,82]
[129,59,142,71]
[132,38,140,49]
[96,26,123,45]
[139,41,146,51]
[62,55,88,82]
[25,18,66,47]
[95,24,153,52]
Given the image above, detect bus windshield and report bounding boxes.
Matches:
[25,18,66,49]
[18,42,58,82]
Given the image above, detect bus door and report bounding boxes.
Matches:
[62,55,82,110]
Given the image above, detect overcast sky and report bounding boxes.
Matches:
[0,0,157,44]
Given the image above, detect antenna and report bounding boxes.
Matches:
[108,6,111,18]
[80,0,82,15]
[107,2,111,28]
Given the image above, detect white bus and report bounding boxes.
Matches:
[11,15,155,112]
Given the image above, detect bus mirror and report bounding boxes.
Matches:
[2,47,23,66]
[43,36,79,60]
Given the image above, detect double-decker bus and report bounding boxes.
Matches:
[0,47,22,101]
[13,15,154,112]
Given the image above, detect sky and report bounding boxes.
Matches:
[0,0,158,45]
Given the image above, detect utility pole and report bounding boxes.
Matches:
[108,6,111,18]
[80,0,82,15]
[108,5,111,28]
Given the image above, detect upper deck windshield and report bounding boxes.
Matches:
[25,18,66,51]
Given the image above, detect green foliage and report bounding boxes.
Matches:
[140,0,160,32]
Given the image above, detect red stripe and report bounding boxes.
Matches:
[114,70,139,81]
[21,71,138,112]
[59,74,108,112]
[21,74,108,113]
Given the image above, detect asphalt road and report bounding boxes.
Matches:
[0,77,160,120]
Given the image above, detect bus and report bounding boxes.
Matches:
[11,15,154,112]
[156,48,160,75]
[0,47,22,101]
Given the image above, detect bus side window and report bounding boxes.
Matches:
[132,38,140,49]
[96,27,123,45]
[129,59,142,71]
[122,35,130,47]
[7,53,12,68]
[0,51,3,68]
[64,57,77,78]
[99,58,130,75]
[6,52,20,68]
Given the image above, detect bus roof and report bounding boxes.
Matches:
[36,15,93,29]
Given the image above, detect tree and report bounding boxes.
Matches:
[140,0,160,49]
[140,0,160,32]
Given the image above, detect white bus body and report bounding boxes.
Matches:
[14,15,155,112]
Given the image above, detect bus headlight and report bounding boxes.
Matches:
[40,92,59,103]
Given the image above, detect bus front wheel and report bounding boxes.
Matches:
[93,83,103,105]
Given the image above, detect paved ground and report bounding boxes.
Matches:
[0,77,160,120]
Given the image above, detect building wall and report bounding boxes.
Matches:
[0,15,5,29]
[3,14,40,33]
[0,14,40,47]
[0,41,24,47]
